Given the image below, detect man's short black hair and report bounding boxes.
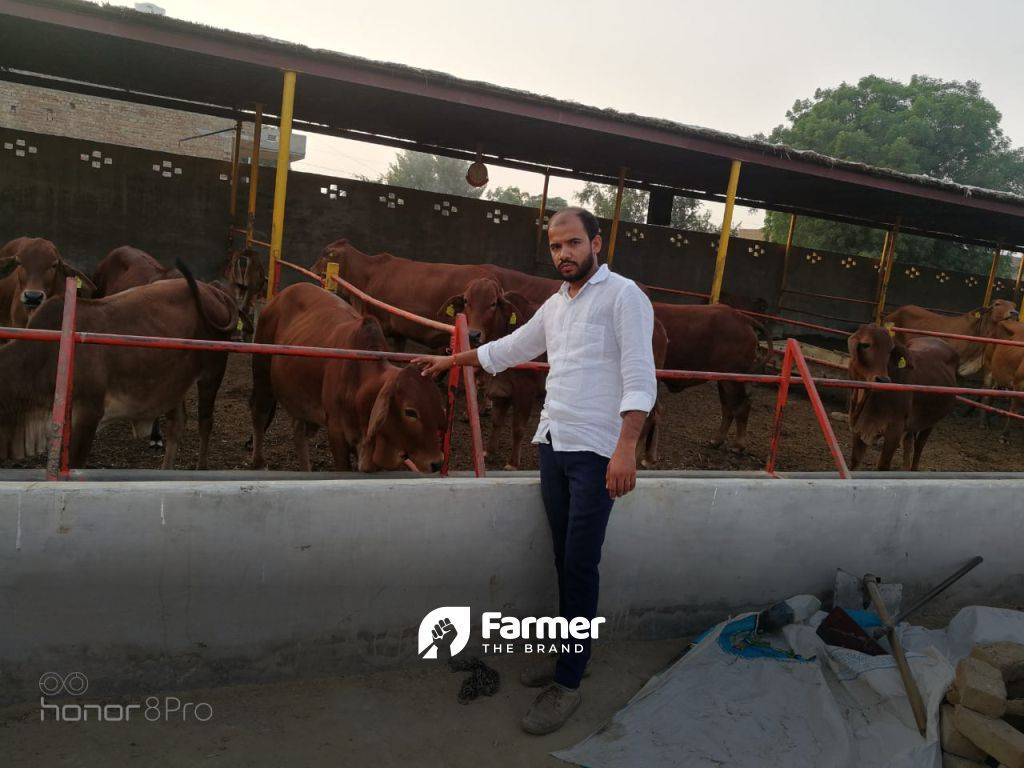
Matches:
[550,207,601,241]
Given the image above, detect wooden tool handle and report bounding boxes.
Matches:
[865,577,928,736]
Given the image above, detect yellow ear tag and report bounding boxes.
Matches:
[509,312,517,326]
[898,356,907,369]
[75,276,83,290]
[973,311,981,318]
[236,318,244,331]
[886,325,895,338]
[445,305,455,317]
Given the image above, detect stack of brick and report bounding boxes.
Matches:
[941,643,1024,767]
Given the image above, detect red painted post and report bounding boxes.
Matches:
[765,339,794,475]
[789,341,851,478]
[456,314,486,478]
[46,277,79,481]
[440,326,462,477]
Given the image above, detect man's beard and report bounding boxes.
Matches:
[559,250,597,284]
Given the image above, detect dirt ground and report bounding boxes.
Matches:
[4,352,1022,474]
[0,638,686,768]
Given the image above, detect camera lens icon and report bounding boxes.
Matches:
[38,671,89,696]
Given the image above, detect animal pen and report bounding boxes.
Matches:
[7,0,1024,731]
[4,0,1024,480]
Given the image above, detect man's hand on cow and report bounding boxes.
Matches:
[606,443,638,499]
[412,354,455,379]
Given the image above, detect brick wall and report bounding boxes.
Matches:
[0,81,236,161]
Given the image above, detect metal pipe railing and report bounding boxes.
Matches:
[17,270,1024,481]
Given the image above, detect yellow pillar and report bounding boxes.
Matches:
[266,71,297,301]
[246,104,263,251]
[874,225,899,324]
[605,167,627,268]
[228,119,242,222]
[709,160,742,304]
[778,213,797,292]
[982,245,1001,307]
[535,171,550,257]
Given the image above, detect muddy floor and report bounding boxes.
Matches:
[4,353,1022,474]
[1,638,686,768]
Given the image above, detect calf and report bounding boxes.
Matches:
[0,237,95,328]
[847,324,959,470]
[885,300,1017,377]
[0,263,237,469]
[655,303,771,453]
[250,283,446,472]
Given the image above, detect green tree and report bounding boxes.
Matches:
[378,151,484,198]
[761,76,1024,274]
[486,185,568,210]
[573,183,714,232]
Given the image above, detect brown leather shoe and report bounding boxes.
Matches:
[520,683,582,735]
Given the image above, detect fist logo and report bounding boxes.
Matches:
[418,607,470,660]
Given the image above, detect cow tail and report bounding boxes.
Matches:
[176,259,239,334]
[747,316,774,371]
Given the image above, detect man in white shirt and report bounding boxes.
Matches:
[413,207,656,734]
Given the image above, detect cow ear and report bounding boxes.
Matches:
[500,291,531,328]
[889,342,912,372]
[437,294,465,320]
[359,373,399,470]
[0,257,18,279]
[59,261,97,295]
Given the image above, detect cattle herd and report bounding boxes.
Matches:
[0,235,1021,474]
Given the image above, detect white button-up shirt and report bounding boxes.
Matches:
[477,264,657,458]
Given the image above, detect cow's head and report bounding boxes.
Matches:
[438,277,530,347]
[311,238,356,280]
[848,323,912,384]
[221,249,266,337]
[0,238,95,326]
[358,366,446,473]
[978,299,1020,333]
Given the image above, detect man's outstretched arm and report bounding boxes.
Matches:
[412,302,547,379]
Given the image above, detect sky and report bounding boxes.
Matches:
[114,0,1024,229]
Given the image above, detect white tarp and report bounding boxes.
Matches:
[555,606,1024,768]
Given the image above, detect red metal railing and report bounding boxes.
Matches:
[12,270,1024,481]
[767,339,850,477]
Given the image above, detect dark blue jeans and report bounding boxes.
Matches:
[538,440,614,689]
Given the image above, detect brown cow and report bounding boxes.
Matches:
[0,237,95,328]
[250,283,446,472]
[91,245,182,298]
[846,324,958,470]
[312,239,567,350]
[440,277,667,469]
[0,264,237,469]
[982,319,1024,440]
[217,248,266,340]
[654,302,771,452]
[884,300,1017,377]
[313,239,496,349]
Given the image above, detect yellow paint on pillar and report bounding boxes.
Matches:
[710,160,742,304]
[267,71,297,301]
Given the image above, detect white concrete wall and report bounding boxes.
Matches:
[1,476,1021,703]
